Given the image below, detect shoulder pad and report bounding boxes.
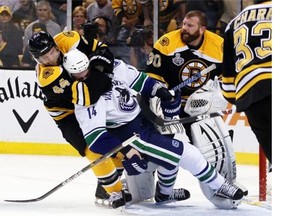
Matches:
[37,65,63,87]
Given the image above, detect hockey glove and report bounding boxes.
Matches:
[89,46,114,74]
[122,155,148,176]
[155,86,173,101]
[160,90,181,119]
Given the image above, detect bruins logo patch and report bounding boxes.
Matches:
[180,60,210,90]
[159,36,169,46]
[42,68,54,79]
[63,31,75,37]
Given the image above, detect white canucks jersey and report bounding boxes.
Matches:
[74,59,155,152]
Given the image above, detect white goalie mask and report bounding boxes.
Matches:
[63,49,89,74]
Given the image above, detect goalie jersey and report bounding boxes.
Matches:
[146,29,223,105]
[36,31,110,121]
[221,2,272,111]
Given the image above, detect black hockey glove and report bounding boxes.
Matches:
[89,46,114,74]
[160,90,181,119]
[155,85,173,101]
[122,155,148,176]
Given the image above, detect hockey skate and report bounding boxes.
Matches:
[154,182,190,204]
[215,180,244,200]
[109,189,132,208]
[95,182,111,207]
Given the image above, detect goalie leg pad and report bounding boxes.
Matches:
[190,116,239,209]
[124,162,157,203]
[190,116,237,181]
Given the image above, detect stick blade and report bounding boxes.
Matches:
[4,197,43,203]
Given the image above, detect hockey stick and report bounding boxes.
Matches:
[137,93,232,126]
[4,134,140,203]
[172,64,216,91]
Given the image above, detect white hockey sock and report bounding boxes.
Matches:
[179,142,225,190]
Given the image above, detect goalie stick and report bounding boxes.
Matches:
[4,134,140,203]
[137,94,232,126]
[172,64,216,91]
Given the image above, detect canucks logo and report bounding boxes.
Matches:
[115,87,137,112]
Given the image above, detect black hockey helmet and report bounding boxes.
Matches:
[28,31,56,58]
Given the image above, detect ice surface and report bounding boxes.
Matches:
[0,154,272,216]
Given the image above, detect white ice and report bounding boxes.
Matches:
[0,154,272,216]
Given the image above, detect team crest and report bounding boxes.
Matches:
[42,68,54,79]
[115,87,137,112]
[159,36,169,46]
[172,53,184,66]
[122,0,138,15]
[179,60,210,90]
[63,31,75,37]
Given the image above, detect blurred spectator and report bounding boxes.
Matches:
[23,0,61,48]
[64,5,87,35]
[0,0,21,12]
[186,0,223,33]
[92,16,115,44]
[128,25,153,70]
[0,5,23,59]
[111,0,145,64]
[112,0,143,29]
[218,0,254,37]
[0,30,21,67]
[140,0,187,36]
[11,0,37,36]
[82,0,96,9]
[86,0,115,22]
[21,22,47,68]
[44,0,67,29]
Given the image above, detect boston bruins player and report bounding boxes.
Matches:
[221,0,272,164]
[146,10,248,209]
[28,31,129,208]
[146,10,223,141]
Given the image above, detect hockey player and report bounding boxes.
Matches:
[62,48,247,209]
[146,10,223,142]
[221,0,272,164]
[28,30,128,208]
[145,10,246,209]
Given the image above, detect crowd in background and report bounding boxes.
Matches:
[0,0,254,70]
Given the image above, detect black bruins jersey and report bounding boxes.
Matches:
[221,2,272,111]
[36,31,110,121]
[112,0,143,20]
[146,29,223,104]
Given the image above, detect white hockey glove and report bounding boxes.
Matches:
[184,77,228,117]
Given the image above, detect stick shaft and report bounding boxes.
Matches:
[4,134,139,203]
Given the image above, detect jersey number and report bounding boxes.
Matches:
[234,21,272,72]
[87,106,97,119]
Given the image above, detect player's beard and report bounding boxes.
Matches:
[181,29,201,44]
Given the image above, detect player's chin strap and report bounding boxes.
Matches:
[4,134,140,203]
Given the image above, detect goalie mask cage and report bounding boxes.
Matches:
[259,147,272,203]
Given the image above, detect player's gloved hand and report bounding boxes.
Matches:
[122,155,148,176]
[160,90,181,119]
[155,86,173,101]
[89,46,114,74]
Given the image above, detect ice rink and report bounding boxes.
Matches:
[0,154,272,216]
